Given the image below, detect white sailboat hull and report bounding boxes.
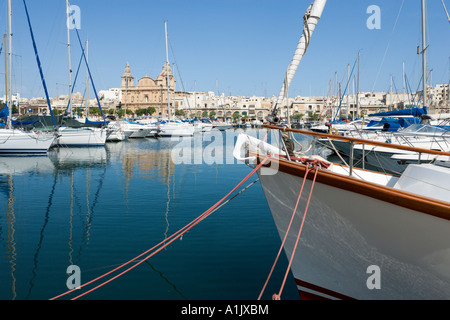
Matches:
[0,129,55,154]
[106,130,126,142]
[158,123,195,137]
[214,123,234,131]
[56,127,107,146]
[129,128,151,138]
[256,158,450,300]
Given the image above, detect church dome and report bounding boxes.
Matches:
[138,75,156,87]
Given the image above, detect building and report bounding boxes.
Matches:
[121,62,175,117]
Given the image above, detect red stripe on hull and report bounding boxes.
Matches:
[295,278,356,300]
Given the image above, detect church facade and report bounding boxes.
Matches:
[121,62,176,117]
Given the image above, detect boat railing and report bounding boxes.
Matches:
[264,124,450,176]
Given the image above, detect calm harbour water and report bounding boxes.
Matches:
[0,128,304,300]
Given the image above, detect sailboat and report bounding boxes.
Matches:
[0,0,55,154]
[157,21,194,138]
[234,0,450,300]
[321,0,450,174]
[55,3,108,147]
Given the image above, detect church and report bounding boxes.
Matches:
[121,62,176,117]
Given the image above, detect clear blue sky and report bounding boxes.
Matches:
[2,0,450,99]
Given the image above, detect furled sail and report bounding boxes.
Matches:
[272,0,327,117]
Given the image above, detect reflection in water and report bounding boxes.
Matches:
[0,141,182,299]
[26,172,58,299]
[0,131,284,300]
[48,147,108,170]
[144,260,187,300]
[0,156,54,175]
[6,175,16,300]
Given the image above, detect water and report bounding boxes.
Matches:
[0,128,301,300]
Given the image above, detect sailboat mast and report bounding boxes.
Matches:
[66,0,72,115]
[273,0,327,118]
[86,39,90,118]
[4,34,6,104]
[356,50,360,117]
[194,80,197,118]
[402,61,406,109]
[421,0,428,108]
[7,0,12,129]
[165,21,171,121]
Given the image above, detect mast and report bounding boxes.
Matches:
[7,0,12,129]
[389,74,393,110]
[272,0,327,120]
[85,39,90,118]
[165,21,171,121]
[194,80,197,119]
[356,50,360,117]
[66,0,72,116]
[346,63,350,118]
[124,69,128,119]
[421,0,428,109]
[402,61,406,109]
[4,34,7,120]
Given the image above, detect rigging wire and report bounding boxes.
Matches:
[371,0,405,92]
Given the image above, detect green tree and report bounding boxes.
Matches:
[291,113,304,119]
[135,109,146,117]
[175,109,185,117]
[116,109,125,118]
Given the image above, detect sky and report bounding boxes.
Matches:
[1,0,450,100]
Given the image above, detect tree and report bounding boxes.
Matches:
[12,104,18,115]
[209,111,216,119]
[175,109,185,117]
[116,109,125,118]
[291,113,304,119]
[135,109,146,117]
[147,107,156,115]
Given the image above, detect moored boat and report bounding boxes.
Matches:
[234,126,450,300]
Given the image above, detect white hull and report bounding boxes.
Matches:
[106,122,129,142]
[233,130,450,300]
[118,121,152,138]
[257,162,450,300]
[56,127,107,146]
[106,130,127,142]
[0,129,55,154]
[158,123,195,137]
[214,124,234,131]
[129,128,150,138]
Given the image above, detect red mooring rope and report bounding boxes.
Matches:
[50,154,272,300]
[258,160,321,300]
